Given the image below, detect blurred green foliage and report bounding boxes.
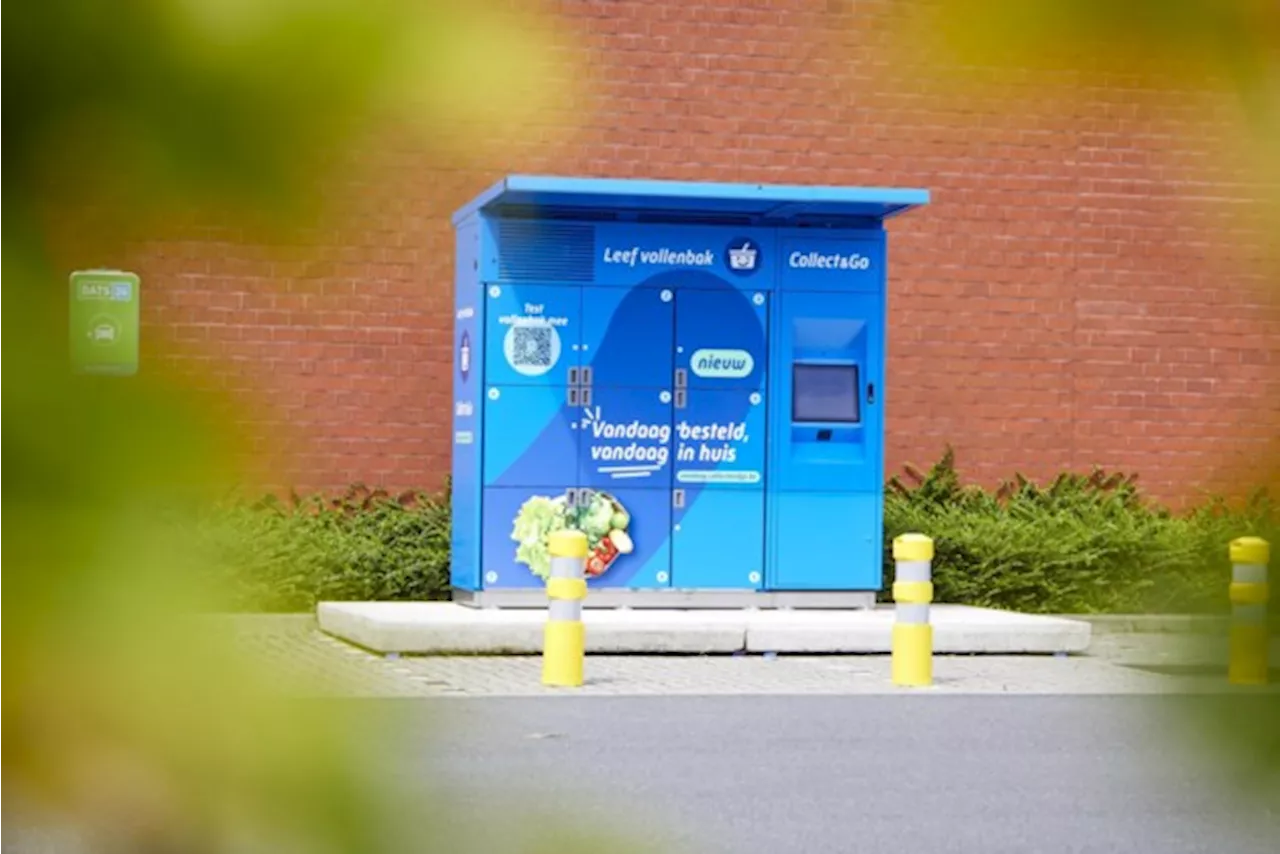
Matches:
[899,0,1280,85]
[5,0,1278,844]
[882,448,1278,614]
[2,1,612,852]
[888,0,1280,253]
[884,0,1280,809]
[2,0,575,239]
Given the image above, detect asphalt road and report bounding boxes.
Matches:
[381,695,1280,854]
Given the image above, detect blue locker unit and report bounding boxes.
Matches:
[451,176,927,600]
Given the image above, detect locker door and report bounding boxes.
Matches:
[672,388,766,489]
[578,385,674,491]
[579,485,672,590]
[581,285,674,389]
[674,288,768,392]
[483,284,581,387]
[483,384,579,488]
[481,485,574,590]
[670,386,766,589]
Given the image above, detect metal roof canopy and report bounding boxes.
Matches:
[453,175,930,228]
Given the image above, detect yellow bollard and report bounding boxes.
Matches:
[1228,536,1270,686]
[542,529,589,687]
[892,533,935,687]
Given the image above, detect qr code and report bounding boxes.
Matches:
[511,326,553,367]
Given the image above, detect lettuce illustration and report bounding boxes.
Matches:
[511,495,569,579]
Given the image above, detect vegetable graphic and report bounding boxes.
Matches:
[510,494,570,579]
[609,528,633,555]
[577,490,631,577]
[510,490,632,580]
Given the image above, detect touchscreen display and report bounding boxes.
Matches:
[792,363,860,423]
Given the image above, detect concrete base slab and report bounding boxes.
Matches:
[746,606,1090,654]
[318,602,1092,655]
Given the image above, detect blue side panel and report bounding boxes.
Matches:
[483,384,579,488]
[481,486,573,589]
[483,284,581,387]
[584,486,672,589]
[578,385,673,490]
[451,219,483,591]
[671,490,764,589]
[675,288,768,391]
[581,285,674,389]
[767,492,881,590]
[673,388,765,488]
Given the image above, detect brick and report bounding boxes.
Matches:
[84,1,1280,502]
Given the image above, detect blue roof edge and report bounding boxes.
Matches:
[451,176,510,226]
[452,174,929,226]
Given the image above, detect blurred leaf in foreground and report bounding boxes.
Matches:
[2,2,629,852]
[883,0,1280,247]
[878,0,1280,811]
[3,0,580,243]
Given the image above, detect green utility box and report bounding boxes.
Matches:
[70,270,140,376]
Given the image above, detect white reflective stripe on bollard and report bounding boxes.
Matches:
[550,555,583,580]
[896,604,930,624]
[548,599,582,621]
[895,560,932,583]
[1232,563,1268,584]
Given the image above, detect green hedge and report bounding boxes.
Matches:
[199,485,451,612]
[882,448,1277,614]
[199,453,1276,614]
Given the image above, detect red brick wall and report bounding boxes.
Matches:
[119,1,1280,505]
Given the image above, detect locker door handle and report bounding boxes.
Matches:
[674,389,687,409]
[568,367,579,384]
[580,386,592,406]
[568,387,579,406]
[672,489,685,508]
[674,368,687,388]
[867,383,876,405]
[581,366,593,386]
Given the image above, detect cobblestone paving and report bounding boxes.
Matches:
[217,615,1280,699]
